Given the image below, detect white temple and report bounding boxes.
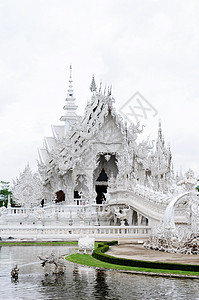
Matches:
[0,67,198,240]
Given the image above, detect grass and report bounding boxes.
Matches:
[65,253,199,277]
[0,241,78,246]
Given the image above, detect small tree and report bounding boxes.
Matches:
[196,179,199,192]
[0,181,13,207]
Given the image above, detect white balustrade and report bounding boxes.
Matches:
[0,225,151,240]
[7,203,108,216]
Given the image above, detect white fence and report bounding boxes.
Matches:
[7,203,109,215]
[0,225,151,240]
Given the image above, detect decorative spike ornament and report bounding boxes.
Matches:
[90,75,97,92]
[99,81,102,93]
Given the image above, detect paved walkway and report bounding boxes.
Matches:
[107,242,199,265]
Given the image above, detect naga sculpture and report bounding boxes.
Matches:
[38,252,65,274]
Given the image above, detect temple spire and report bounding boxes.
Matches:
[67,65,74,98]
[156,120,164,151]
[60,65,78,131]
[90,75,97,92]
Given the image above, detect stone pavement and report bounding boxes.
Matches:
[107,242,199,265]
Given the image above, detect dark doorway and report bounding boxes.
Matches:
[55,190,65,203]
[96,169,108,182]
[96,185,107,204]
[74,191,81,199]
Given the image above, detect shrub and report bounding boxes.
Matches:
[92,242,199,272]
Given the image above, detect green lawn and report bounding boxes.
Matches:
[65,253,199,277]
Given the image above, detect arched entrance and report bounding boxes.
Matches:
[95,169,108,204]
[93,153,118,204]
[55,190,65,203]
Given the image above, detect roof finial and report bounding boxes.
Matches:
[158,119,162,141]
[69,64,72,79]
[90,75,97,92]
[108,84,112,96]
[67,65,73,98]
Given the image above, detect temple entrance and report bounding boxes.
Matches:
[96,185,107,204]
[55,190,65,203]
[95,168,108,204]
[93,153,118,204]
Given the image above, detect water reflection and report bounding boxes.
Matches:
[0,245,199,300]
[93,269,113,300]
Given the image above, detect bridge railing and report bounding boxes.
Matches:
[0,225,151,240]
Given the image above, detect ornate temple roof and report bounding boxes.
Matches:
[38,69,172,189]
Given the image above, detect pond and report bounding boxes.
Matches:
[0,245,199,300]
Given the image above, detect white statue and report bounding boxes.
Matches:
[78,235,95,254]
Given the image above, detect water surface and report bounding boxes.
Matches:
[0,245,199,300]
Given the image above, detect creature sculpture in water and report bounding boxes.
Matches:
[11,265,19,280]
[38,252,65,274]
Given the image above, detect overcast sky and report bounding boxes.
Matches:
[0,0,199,184]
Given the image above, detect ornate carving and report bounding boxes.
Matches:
[12,164,43,207]
[144,188,199,254]
[78,235,95,254]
